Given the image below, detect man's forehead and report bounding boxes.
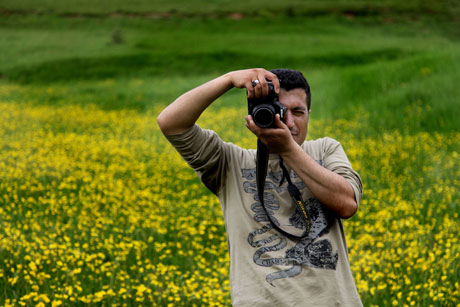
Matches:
[279,88,307,106]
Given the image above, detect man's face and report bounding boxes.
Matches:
[279,88,310,146]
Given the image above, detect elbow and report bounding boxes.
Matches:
[339,201,358,219]
[156,112,167,133]
[157,110,192,135]
[157,111,173,135]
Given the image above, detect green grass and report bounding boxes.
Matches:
[0,13,459,134]
[1,0,459,16]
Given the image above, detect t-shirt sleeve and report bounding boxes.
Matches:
[322,137,363,207]
[164,124,228,195]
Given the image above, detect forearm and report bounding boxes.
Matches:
[157,74,234,135]
[158,68,280,135]
[281,143,358,219]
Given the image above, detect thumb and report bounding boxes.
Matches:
[274,114,287,129]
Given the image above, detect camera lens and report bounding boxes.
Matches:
[253,105,275,128]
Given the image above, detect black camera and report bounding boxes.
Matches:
[248,81,286,128]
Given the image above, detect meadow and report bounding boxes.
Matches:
[0,1,459,306]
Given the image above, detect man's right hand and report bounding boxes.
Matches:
[157,68,280,135]
[224,68,280,99]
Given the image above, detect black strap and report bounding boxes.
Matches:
[256,140,310,238]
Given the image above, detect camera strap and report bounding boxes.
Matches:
[256,139,310,238]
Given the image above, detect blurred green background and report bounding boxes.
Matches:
[1,0,459,135]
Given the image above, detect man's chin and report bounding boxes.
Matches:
[293,135,306,145]
[290,133,299,142]
[292,136,301,145]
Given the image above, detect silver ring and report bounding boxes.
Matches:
[251,80,260,87]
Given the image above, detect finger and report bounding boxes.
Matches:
[246,115,262,135]
[267,72,280,94]
[247,116,258,132]
[245,117,257,134]
[245,115,252,126]
[258,72,269,97]
[274,114,287,129]
[245,80,255,98]
[253,79,262,98]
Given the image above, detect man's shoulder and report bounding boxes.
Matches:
[194,126,257,160]
[302,136,340,150]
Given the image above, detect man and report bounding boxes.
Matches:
[157,68,363,306]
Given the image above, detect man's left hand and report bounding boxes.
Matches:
[245,114,297,154]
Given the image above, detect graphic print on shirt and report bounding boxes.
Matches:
[242,166,338,286]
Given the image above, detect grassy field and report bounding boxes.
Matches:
[1,0,459,16]
[0,1,459,306]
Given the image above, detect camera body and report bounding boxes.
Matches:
[248,81,287,128]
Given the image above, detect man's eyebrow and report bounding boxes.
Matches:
[292,106,307,111]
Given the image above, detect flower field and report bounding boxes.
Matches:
[1,0,460,303]
[0,83,458,307]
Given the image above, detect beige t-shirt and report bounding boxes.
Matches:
[166,124,363,307]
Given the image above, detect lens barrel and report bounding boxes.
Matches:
[253,104,275,128]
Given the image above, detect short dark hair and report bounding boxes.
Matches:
[270,68,311,110]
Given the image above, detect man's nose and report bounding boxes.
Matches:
[284,111,295,128]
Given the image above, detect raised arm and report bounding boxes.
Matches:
[157,69,280,135]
